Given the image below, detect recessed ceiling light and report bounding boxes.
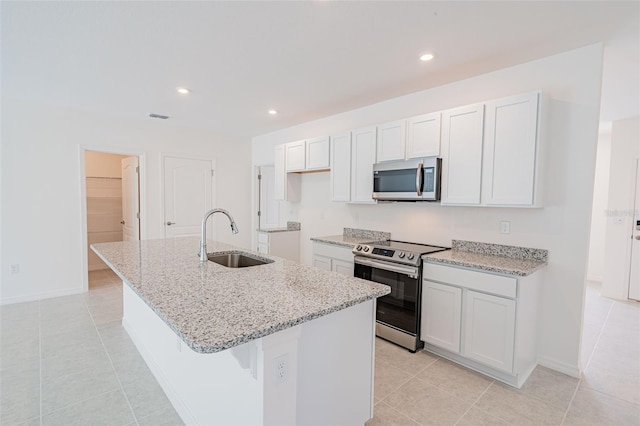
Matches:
[420,53,435,62]
[176,87,190,95]
[268,109,278,115]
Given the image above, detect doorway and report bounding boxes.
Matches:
[80,147,145,292]
[628,159,640,301]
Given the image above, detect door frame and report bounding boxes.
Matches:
[78,145,147,292]
[160,153,216,239]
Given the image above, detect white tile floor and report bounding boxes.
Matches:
[1,273,639,425]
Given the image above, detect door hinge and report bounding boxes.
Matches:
[257,210,261,217]
[136,212,140,219]
[258,174,262,180]
[211,169,215,177]
[136,166,139,174]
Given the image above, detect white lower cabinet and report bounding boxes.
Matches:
[257,230,300,262]
[312,241,354,277]
[421,262,539,388]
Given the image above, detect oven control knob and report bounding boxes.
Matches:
[398,252,405,258]
[363,246,370,252]
[407,253,415,260]
[355,245,362,251]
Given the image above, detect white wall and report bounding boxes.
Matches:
[587,127,612,282]
[252,44,605,377]
[602,116,640,300]
[1,98,252,304]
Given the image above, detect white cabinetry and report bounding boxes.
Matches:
[312,241,354,277]
[306,136,331,170]
[406,112,441,158]
[285,140,306,172]
[350,126,377,204]
[482,92,541,206]
[440,103,485,205]
[421,262,539,388]
[464,290,516,372]
[376,120,406,162]
[330,133,352,202]
[257,230,300,262]
[422,281,462,353]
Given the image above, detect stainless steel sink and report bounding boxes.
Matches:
[207,251,274,268]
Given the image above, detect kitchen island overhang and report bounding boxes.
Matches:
[92,237,390,425]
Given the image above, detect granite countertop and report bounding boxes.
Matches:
[257,221,301,233]
[423,240,548,277]
[311,228,391,248]
[91,237,389,354]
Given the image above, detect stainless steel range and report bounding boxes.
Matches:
[353,240,449,352]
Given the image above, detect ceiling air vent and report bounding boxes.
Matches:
[148,113,170,120]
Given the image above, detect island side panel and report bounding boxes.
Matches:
[122,285,265,425]
[296,299,376,425]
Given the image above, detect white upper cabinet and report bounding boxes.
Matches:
[285,140,306,172]
[330,133,352,202]
[350,126,377,203]
[482,92,541,206]
[440,103,485,205]
[274,144,287,201]
[376,120,406,162]
[406,112,441,158]
[306,136,330,170]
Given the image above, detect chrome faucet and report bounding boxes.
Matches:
[199,208,239,262]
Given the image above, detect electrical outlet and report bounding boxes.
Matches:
[500,221,511,234]
[10,264,20,274]
[274,354,288,384]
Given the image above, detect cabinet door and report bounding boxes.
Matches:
[274,144,287,201]
[463,290,515,373]
[406,112,441,158]
[257,242,269,254]
[440,104,484,205]
[421,281,462,354]
[350,127,377,203]
[376,120,406,162]
[330,133,352,202]
[482,92,540,206]
[313,255,332,271]
[332,259,354,277]
[306,136,330,170]
[285,140,306,172]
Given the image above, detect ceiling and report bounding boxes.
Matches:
[2,1,638,139]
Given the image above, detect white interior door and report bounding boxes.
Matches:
[121,156,140,241]
[629,159,640,301]
[163,156,213,238]
[258,165,279,229]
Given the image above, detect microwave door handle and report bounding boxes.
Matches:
[416,163,424,196]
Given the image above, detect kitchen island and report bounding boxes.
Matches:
[92,237,389,426]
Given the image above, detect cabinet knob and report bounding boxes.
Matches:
[120,220,125,225]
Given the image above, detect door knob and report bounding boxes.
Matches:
[120,220,125,225]
[166,221,175,226]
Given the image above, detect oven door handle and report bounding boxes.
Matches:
[354,256,419,277]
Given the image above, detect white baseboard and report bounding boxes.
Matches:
[537,355,581,378]
[0,287,84,306]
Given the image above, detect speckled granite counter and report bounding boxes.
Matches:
[91,237,389,353]
[311,227,390,248]
[423,240,548,276]
[257,221,301,233]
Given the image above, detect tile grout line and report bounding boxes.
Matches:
[560,297,615,426]
[84,282,140,426]
[452,379,496,426]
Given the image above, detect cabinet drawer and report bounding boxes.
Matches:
[423,263,517,298]
[313,242,354,263]
[258,232,269,244]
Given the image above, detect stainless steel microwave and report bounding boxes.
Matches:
[372,157,441,201]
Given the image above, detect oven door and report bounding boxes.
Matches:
[354,256,421,335]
